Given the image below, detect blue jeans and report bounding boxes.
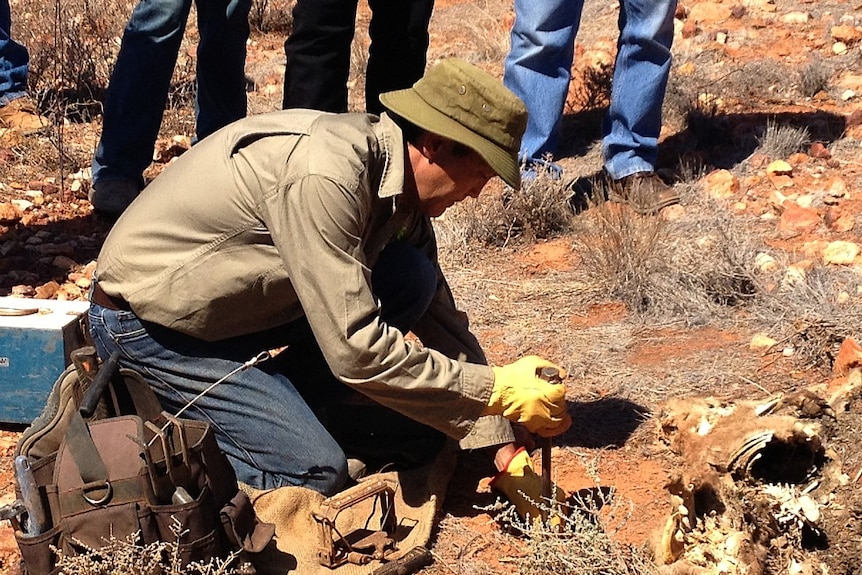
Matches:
[503,0,676,180]
[88,242,439,495]
[0,0,29,105]
[91,0,251,189]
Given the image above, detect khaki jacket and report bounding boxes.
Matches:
[96,110,513,449]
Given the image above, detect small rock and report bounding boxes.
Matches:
[703,169,739,199]
[831,25,862,45]
[730,5,746,18]
[0,202,23,223]
[755,252,778,272]
[777,204,820,234]
[34,280,60,299]
[766,159,793,175]
[825,207,855,232]
[750,333,778,350]
[10,199,32,211]
[782,11,810,24]
[823,240,859,265]
[808,142,831,159]
[52,255,78,271]
[833,41,848,55]
[833,337,862,377]
[841,89,856,101]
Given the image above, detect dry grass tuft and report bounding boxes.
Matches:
[754,120,810,160]
[435,166,574,259]
[755,266,862,374]
[483,482,658,575]
[798,58,833,98]
[574,192,760,321]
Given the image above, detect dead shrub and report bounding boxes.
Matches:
[566,62,614,112]
[798,58,833,98]
[574,193,760,320]
[485,480,658,575]
[17,0,133,120]
[754,120,810,160]
[54,519,244,575]
[756,265,862,374]
[435,165,574,258]
[249,0,294,34]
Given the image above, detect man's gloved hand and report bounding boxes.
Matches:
[489,447,569,527]
[485,356,571,437]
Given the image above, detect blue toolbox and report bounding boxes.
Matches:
[0,297,90,424]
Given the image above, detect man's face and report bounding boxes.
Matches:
[414,139,497,218]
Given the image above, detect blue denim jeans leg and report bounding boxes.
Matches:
[503,0,582,164]
[503,0,676,179]
[602,0,676,180]
[88,241,437,495]
[91,0,250,189]
[0,0,30,105]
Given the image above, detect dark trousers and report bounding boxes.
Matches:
[283,0,434,114]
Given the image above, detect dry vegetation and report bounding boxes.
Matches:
[3,0,862,574]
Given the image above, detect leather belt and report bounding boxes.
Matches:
[90,282,132,312]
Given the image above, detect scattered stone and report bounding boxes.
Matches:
[730,5,746,18]
[808,142,831,159]
[831,25,862,45]
[777,203,820,234]
[689,2,732,22]
[840,89,856,101]
[750,333,778,351]
[832,41,848,55]
[755,252,777,272]
[782,11,809,24]
[766,160,793,175]
[34,280,60,299]
[10,199,32,212]
[824,207,855,232]
[703,169,739,199]
[833,338,862,377]
[823,241,859,265]
[52,255,77,271]
[0,202,23,223]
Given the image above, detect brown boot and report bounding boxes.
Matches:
[608,172,680,215]
[0,97,49,134]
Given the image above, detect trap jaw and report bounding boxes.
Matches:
[313,478,399,568]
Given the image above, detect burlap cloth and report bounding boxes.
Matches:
[241,445,457,575]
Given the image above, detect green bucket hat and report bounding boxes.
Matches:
[379,58,527,190]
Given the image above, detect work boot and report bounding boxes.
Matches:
[608,172,680,215]
[88,178,141,218]
[0,97,49,134]
[16,367,86,460]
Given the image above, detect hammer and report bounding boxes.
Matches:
[538,366,562,502]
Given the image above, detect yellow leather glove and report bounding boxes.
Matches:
[486,356,571,437]
[489,447,569,527]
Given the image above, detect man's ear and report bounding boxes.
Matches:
[417,132,447,164]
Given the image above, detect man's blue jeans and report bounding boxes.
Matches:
[91,0,250,189]
[503,0,676,180]
[0,0,29,105]
[88,242,439,495]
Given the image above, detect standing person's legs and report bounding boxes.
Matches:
[0,0,28,104]
[364,0,434,115]
[602,0,676,180]
[502,0,583,165]
[283,0,357,112]
[195,0,251,140]
[90,0,192,214]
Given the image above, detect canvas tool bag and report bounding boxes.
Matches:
[13,347,275,575]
